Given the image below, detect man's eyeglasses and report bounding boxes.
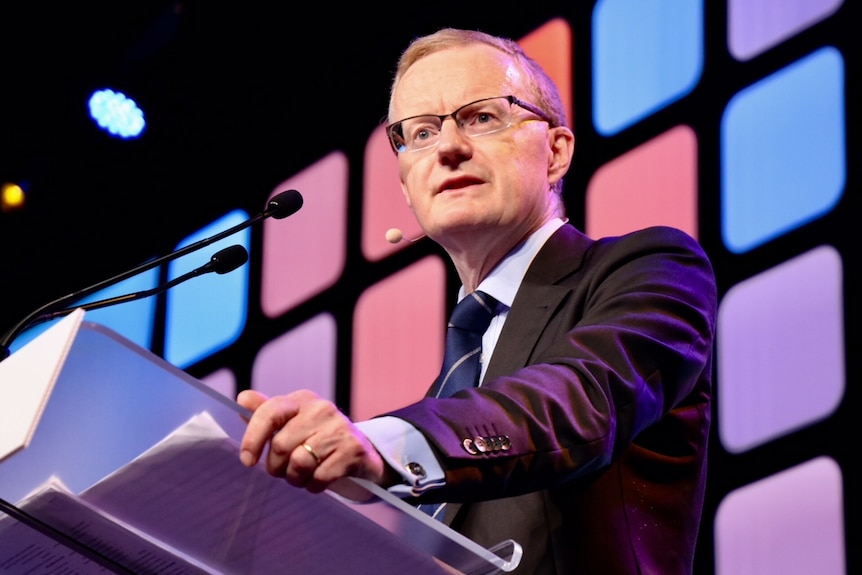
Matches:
[386,95,552,154]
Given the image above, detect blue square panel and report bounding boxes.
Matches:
[592,0,703,135]
[720,47,845,254]
[164,210,251,369]
[10,268,160,354]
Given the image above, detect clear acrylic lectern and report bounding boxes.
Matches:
[0,310,522,574]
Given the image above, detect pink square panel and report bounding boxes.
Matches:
[519,17,574,129]
[586,125,699,239]
[351,255,447,421]
[715,456,845,574]
[261,151,349,318]
[361,125,420,262]
[252,313,337,402]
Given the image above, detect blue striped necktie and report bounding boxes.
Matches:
[419,290,499,521]
[432,290,499,398]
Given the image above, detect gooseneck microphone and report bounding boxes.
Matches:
[34,244,248,323]
[0,189,303,360]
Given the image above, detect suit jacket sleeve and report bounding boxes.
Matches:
[384,224,718,504]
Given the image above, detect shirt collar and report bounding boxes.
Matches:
[459,217,565,308]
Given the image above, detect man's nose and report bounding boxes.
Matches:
[436,118,471,155]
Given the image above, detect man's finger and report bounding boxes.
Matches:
[239,394,300,468]
[237,389,268,411]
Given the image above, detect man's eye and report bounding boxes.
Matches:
[406,121,438,142]
[463,109,500,126]
[476,112,495,124]
[415,128,433,141]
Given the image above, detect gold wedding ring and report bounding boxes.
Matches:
[301,442,322,465]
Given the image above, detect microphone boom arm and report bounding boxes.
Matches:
[32,245,249,326]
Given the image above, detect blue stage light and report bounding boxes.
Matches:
[87,88,146,139]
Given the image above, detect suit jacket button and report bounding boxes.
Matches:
[462,438,479,455]
[473,436,488,452]
[500,436,511,450]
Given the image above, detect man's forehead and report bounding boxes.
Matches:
[393,47,524,114]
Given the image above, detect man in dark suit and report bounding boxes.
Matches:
[238,28,717,574]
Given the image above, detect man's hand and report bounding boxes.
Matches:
[237,389,389,494]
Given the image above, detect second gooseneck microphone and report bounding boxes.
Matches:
[37,244,249,323]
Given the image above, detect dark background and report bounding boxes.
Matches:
[0,1,574,334]
[1,2,857,573]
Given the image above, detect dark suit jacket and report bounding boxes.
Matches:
[387,224,717,575]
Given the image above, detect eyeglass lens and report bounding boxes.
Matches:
[390,96,517,153]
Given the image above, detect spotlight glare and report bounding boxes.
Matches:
[88,89,147,139]
[1,182,26,212]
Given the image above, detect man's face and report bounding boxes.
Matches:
[390,44,568,251]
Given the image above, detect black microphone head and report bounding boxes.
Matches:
[267,189,303,219]
[210,245,249,274]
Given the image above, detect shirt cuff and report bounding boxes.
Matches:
[355,416,445,497]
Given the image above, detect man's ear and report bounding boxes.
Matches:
[400,181,413,208]
[548,126,575,185]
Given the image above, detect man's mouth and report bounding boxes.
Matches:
[438,177,483,193]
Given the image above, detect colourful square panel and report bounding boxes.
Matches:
[715,456,845,574]
[252,313,336,402]
[728,0,844,61]
[518,17,574,129]
[717,245,844,453]
[201,367,236,400]
[720,47,845,254]
[361,125,421,262]
[261,151,349,318]
[592,0,704,135]
[164,209,251,368]
[351,255,447,421]
[585,125,698,239]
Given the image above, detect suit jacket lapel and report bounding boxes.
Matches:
[444,225,591,526]
[484,224,591,381]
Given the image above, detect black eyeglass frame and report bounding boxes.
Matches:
[385,95,553,154]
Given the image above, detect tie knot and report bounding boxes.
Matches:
[449,291,499,334]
